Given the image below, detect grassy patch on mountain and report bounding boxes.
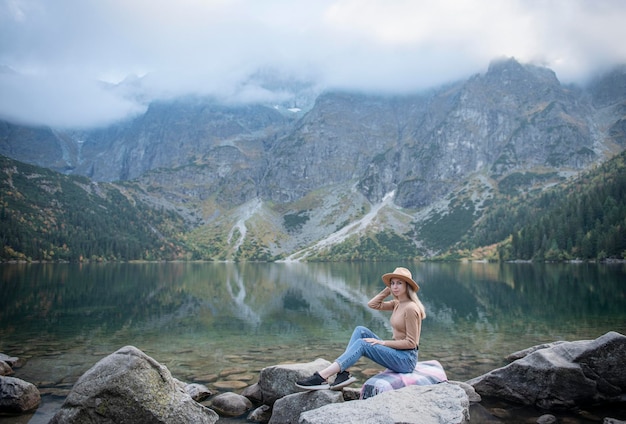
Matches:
[308,230,418,262]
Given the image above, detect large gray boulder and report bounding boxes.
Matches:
[467,331,626,409]
[258,358,331,405]
[0,376,41,413]
[49,345,219,423]
[298,383,469,424]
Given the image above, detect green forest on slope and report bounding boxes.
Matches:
[0,155,188,262]
[457,149,626,261]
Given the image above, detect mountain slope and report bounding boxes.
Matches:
[0,155,187,261]
[463,149,626,261]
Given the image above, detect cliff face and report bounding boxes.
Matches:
[262,59,611,209]
[2,58,625,259]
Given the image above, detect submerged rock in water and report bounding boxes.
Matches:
[183,382,214,402]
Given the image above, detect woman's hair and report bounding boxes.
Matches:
[407,285,427,319]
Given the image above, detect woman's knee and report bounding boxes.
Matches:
[353,339,370,350]
[350,325,368,339]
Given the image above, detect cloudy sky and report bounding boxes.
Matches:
[1,0,626,128]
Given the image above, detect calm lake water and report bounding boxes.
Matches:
[1,261,625,423]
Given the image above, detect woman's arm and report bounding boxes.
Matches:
[367,287,395,310]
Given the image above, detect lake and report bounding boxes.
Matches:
[1,261,625,423]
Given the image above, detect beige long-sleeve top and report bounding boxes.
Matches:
[367,287,422,350]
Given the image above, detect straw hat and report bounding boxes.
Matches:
[382,267,420,292]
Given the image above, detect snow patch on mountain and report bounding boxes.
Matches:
[228,198,262,252]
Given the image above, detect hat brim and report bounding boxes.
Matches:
[382,273,420,292]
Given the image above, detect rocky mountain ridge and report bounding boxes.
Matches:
[1,58,625,260]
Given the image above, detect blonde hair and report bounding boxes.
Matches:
[407,285,426,319]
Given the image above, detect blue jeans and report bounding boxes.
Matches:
[335,326,418,373]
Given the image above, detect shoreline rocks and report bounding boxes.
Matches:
[1,331,625,423]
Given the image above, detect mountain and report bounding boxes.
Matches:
[1,58,625,261]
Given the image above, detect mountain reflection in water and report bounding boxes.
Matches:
[1,261,625,423]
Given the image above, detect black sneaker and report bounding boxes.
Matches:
[295,371,329,390]
[330,371,356,390]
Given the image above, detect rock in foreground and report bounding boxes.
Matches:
[298,383,469,424]
[467,331,626,409]
[49,345,219,424]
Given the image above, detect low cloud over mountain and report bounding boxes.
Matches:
[2,0,626,127]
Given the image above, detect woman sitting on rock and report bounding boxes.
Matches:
[296,266,426,390]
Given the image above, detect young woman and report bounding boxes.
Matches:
[296,267,426,390]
